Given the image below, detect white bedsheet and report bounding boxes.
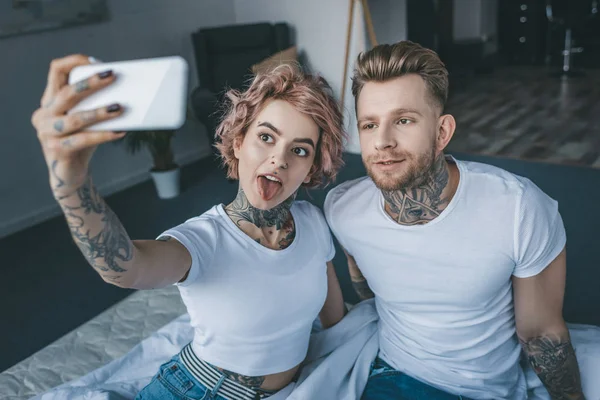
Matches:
[3,287,600,400]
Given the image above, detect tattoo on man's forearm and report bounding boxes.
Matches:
[60,176,133,277]
[352,278,374,300]
[520,334,585,400]
[75,79,90,93]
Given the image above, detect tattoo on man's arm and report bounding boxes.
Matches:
[352,277,375,300]
[520,334,585,400]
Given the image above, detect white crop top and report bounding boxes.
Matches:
[158,201,335,376]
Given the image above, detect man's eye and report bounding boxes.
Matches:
[397,119,412,125]
[293,147,308,157]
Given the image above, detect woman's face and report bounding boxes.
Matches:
[234,99,320,210]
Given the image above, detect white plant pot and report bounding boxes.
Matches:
[150,167,180,199]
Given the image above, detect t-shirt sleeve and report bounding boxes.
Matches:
[324,222,336,262]
[157,217,218,286]
[512,178,567,278]
[309,203,336,262]
[324,187,350,255]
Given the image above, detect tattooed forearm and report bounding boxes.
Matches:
[58,175,135,283]
[50,160,66,191]
[352,278,375,300]
[520,333,585,400]
[382,153,450,225]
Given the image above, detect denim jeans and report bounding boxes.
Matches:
[361,357,475,400]
[135,353,229,400]
[135,353,275,400]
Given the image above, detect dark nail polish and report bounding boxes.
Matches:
[98,70,113,79]
[107,103,121,113]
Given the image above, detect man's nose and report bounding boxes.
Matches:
[374,124,397,151]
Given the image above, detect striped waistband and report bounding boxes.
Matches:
[179,344,274,400]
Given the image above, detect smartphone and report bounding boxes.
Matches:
[68,56,189,131]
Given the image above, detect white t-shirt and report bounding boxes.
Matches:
[324,156,566,400]
[159,201,335,376]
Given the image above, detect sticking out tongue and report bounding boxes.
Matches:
[257,176,281,201]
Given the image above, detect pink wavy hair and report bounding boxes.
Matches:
[214,64,346,189]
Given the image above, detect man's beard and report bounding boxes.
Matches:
[364,145,438,192]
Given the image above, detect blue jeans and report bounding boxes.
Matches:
[135,353,228,400]
[136,353,278,400]
[361,357,474,400]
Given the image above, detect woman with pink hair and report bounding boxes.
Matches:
[32,54,348,400]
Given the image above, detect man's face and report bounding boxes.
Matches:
[234,99,319,210]
[356,74,442,191]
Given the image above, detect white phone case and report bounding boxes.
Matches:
[68,56,189,131]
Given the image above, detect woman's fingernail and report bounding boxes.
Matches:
[98,70,113,79]
[107,103,122,113]
[89,56,102,64]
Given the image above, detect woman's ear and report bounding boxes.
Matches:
[233,136,242,159]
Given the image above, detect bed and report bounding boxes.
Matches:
[0,286,186,400]
[3,280,600,400]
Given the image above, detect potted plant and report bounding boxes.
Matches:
[122,130,180,199]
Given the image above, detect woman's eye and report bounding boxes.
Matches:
[363,123,376,130]
[260,133,273,143]
[293,147,308,157]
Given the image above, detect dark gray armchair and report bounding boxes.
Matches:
[190,22,292,156]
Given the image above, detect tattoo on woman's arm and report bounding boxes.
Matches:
[59,174,133,282]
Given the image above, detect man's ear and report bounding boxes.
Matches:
[436,114,456,152]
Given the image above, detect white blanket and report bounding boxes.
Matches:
[34,299,600,400]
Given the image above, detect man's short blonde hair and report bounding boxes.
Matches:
[352,41,449,113]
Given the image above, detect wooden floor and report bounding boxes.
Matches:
[445,67,600,169]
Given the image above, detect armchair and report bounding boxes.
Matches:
[190,22,292,156]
